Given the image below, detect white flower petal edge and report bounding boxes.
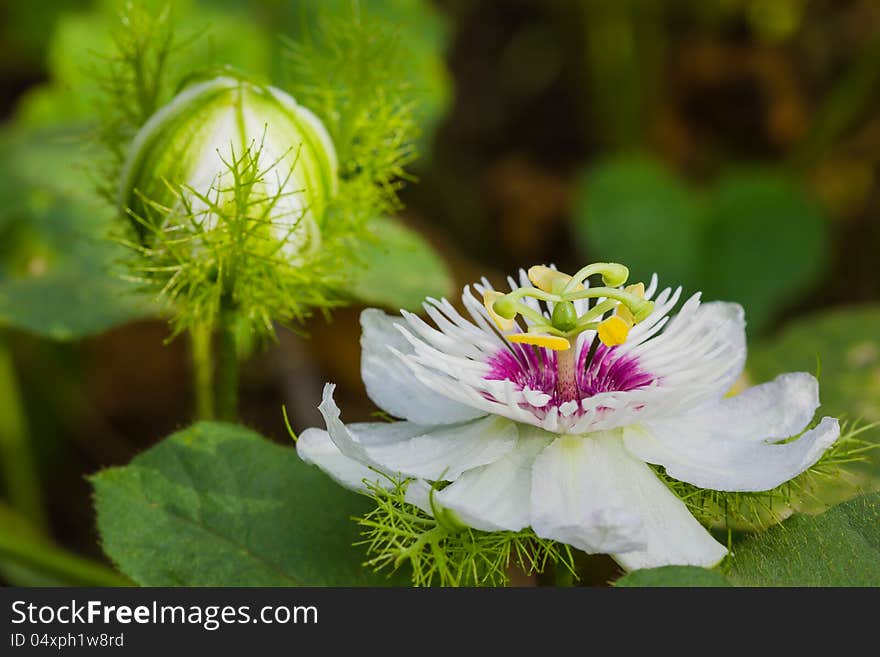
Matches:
[530,432,727,568]
[297,428,386,491]
[297,428,434,516]
[629,300,746,408]
[624,372,841,492]
[317,384,517,481]
[432,426,555,532]
[360,309,486,425]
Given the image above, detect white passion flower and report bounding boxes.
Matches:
[119,75,338,259]
[297,262,841,570]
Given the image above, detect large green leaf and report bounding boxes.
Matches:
[726,492,880,586]
[615,565,732,587]
[345,217,454,312]
[699,170,827,330]
[572,156,702,288]
[572,158,830,332]
[92,422,407,586]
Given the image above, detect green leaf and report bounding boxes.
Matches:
[0,128,156,339]
[615,565,732,587]
[345,217,453,312]
[92,422,408,586]
[15,0,272,128]
[572,156,702,288]
[571,159,830,333]
[748,305,880,423]
[699,169,828,331]
[726,492,880,586]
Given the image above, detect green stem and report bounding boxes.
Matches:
[215,307,239,422]
[190,323,215,421]
[0,530,133,587]
[0,338,46,532]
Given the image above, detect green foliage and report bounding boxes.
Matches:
[0,129,155,339]
[283,7,419,235]
[700,169,827,329]
[749,305,880,423]
[89,2,178,202]
[573,157,701,287]
[3,2,453,342]
[17,0,450,147]
[617,493,880,586]
[237,0,451,145]
[725,492,880,586]
[343,217,454,311]
[614,565,732,587]
[358,478,574,587]
[92,421,406,586]
[573,156,829,332]
[15,0,272,128]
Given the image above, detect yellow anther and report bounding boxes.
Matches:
[625,282,645,299]
[527,265,583,295]
[483,290,515,331]
[508,333,571,351]
[597,315,630,346]
[616,304,635,327]
[615,282,647,327]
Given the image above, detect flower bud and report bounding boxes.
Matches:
[118,75,338,259]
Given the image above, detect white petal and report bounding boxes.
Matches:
[360,309,485,425]
[530,433,646,554]
[296,428,386,491]
[433,426,554,532]
[318,384,517,481]
[625,373,840,491]
[403,479,434,515]
[530,432,726,568]
[631,299,746,405]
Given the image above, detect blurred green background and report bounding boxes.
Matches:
[0,0,878,585]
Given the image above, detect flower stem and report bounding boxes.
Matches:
[0,338,46,533]
[215,305,239,422]
[190,323,215,420]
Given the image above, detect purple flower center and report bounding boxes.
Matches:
[485,342,654,408]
